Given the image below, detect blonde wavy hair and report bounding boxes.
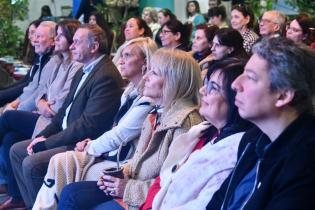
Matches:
[150,48,202,110]
[121,37,158,95]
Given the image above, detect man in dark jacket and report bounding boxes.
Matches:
[207,37,315,210]
[6,24,124,209]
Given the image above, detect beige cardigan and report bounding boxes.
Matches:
[122,100,202,209]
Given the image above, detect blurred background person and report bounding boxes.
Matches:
[88,11,114,55]
[201,28,248,74]
[155,8,177,47]
[160,19,190,51]
[191,24,219,71]
[186,0,206,39]
[208,6,228,28]
[22,19,42,65]
[142,7,160,40]
[259,10,286,37]
[286,13,313,46]
[113,17,152,70]
[231,4,259,54]
[39,5,53,21]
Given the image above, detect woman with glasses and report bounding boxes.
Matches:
[57,49,203,210]
[160,19,191,51]
[140,58,251,210]
[286,13,313,45]
[230,4,258,53]
[155,8,177,47]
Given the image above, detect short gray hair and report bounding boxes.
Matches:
[39,21,57,38]
[264,10,286,34]
[252,37,315,113]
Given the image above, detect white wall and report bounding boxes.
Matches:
[15,0,72,32]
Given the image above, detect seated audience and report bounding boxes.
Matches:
[0,20,81,209]
[32,20,83,136]
[141,58,251,210]
[286,13,313,45]
[32,37,157,209]
[160,19,191,51]
[259,10,286,37]
[142,7,160,39]
[8,24,124,209]
[207,37,315,210]
[0,21,55,108]
[231,4,259,53]
[191,24,219,69]
[208,6,228,28]
[57,48,203,210]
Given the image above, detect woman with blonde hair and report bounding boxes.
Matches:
[142,7,160,39]
[57,48,203,210]
[33,37,158,210]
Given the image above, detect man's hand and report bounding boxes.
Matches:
[27,136,46,155]
[37,99,56,118]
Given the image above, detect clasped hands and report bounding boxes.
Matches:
[97,174,128,198]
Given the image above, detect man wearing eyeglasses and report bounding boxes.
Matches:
[259,10,286,37]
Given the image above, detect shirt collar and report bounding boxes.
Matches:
[83,54,105,74]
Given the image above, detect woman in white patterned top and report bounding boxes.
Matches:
[230,4,259,54]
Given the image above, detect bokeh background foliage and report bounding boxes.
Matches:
[0,0,29,57]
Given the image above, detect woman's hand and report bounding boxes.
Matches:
[74,138,91,152]
[97,175,129,198]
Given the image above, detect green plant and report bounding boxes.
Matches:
[285,0,315,15]
[0,0,29,58]
[245,0,277,18]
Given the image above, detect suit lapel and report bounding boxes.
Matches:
[72,56,106,102]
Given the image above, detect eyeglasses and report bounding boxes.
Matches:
[161,29,173,35]
[203,76,223,95]
[286,25,302,33]
[258,18,277,25]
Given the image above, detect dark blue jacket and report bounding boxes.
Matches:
[207,113,315,210]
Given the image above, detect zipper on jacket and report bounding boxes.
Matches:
[220,143,251,210]
[239,159,261,210]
